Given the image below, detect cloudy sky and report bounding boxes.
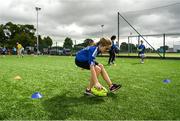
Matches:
[0,0,180,46]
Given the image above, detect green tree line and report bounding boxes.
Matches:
[0,22,53,51]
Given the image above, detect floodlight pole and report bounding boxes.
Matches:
[101,25,104,37]
[118,12,120,47]
[56,41,58,55]
[128,36,130,56]
[163,34,166,58]
[35,7,41,55]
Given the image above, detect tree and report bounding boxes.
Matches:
[0,22,53,50]
[158,45,169,53]
[120,42,137,52]
[44,36,53,47]
[120,42,128,52]
[63,37,73,49]
[84,39,94,47]
[3,22,36,48]
[0,24,6,46]
[39,36,53,51]
[160,45,169,50]
[129,43,137,52]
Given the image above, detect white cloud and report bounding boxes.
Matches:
[0,0,180,46]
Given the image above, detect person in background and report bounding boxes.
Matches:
[16,42,24,58]
[137,40,146,64]
[13,47,17,55]
[108,35,116,65]
[2,47,7,57]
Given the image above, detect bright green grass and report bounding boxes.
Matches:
[0,55,180,120]
[117,53,180,57]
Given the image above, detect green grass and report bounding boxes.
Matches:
[117,53,180,57]
[0,55,180,120]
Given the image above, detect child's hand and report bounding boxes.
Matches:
[94,82,103,90]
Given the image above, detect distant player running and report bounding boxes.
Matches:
[75,38,121,96]
[137,40,145,63]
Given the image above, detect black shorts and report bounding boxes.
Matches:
[75,59,99,70]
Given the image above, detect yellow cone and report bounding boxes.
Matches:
[14,76,22,80]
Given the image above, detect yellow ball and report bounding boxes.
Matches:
[91,87,108,97]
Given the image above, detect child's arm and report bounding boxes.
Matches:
[90,65,103,89]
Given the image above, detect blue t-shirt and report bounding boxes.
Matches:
[138,44,145,54]
[76,46,100,65]
[2,48,6,52]
[13,47,16,52]
[110,41,116,52]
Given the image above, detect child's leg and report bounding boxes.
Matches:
[141,54,145,63]
[108,51,112,64]
[112,52,116,63]
[98,64,122,92]
[87,65,102,90]
[17,50,20,57]
[20,49,22,57]
[98,64,112,87]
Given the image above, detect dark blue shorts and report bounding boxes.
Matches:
[75,59,98,70]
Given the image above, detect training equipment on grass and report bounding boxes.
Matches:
[14,75,22,80]
[91,87,108,97]
[31,92,43,99]
[163,79,171,84]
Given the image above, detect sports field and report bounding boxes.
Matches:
[118,53,180,57]
[0,56,180,120]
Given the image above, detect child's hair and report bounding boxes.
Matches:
[111,35,116,40]
[96,38,112,47]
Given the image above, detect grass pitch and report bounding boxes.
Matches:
[0,55,180,120]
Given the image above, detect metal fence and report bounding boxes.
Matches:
[118,33,180,59]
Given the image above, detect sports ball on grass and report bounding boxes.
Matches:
[91,87,108,97]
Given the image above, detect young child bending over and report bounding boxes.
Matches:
[75,38,121,96]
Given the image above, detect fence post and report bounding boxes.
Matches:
[163,34,166,59]
[118,12,120,48]
[128,36,130,56]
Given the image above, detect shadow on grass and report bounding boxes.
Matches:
[43,92,111,120]
[104,64,111,67]
[131,62,142,65]
[0,115,7,120]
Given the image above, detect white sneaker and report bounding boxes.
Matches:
[84,89,95,96]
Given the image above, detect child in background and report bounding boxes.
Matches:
[13,47,17,55]
[108,35,116,65]
[138,40,146,63]
[75,37,121,96]
[2,47,7,57]
[16,42,24,58]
